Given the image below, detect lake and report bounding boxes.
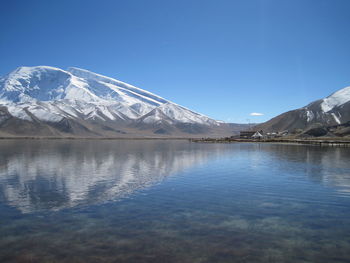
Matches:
[0,140,350,263]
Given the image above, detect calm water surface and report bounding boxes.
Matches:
[0,140,350,263]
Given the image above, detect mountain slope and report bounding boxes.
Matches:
[255,86,350,135]
[0,66,230,137]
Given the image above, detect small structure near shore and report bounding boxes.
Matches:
[240,130,264,139]
[239,131,257,139]
[252,131,263,139]
[239,130,288,139]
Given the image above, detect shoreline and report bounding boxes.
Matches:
[190,138,350,147]
[0,136,194,140]
[0,136,205,141]
[0,136,349,147]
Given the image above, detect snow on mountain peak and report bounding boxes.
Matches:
[5,66,71,91]
[156,102,217,125]
[321,86,350,112]
[0,66,219,127]
[67,67,168,106]
[0,66,104,105]
[139,102,218,126]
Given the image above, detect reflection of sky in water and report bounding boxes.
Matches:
[0,141,349,214]
[1,141,350,263]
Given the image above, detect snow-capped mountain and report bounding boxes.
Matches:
[0,66,227,137]
[255,85,350,135]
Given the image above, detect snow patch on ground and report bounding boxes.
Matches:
[306,110,314,122]
[30,107,64,122]
[331,113,341,124]
[6,104,32,121]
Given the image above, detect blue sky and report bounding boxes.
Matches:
[1,0,350,123]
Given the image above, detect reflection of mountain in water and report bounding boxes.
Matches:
[304,147,350,195]
[246,143,350,195]
[1,141,350,213]
[0,140,229,213]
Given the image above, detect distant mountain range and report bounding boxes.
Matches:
[3,65,348,138]
[0,66,242,137]
[255,85,350,137]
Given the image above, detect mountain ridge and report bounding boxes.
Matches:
[0,66,235,137]
[255,85,350,137]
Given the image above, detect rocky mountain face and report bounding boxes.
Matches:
[0,66,234,137]
[255,86,350,136]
